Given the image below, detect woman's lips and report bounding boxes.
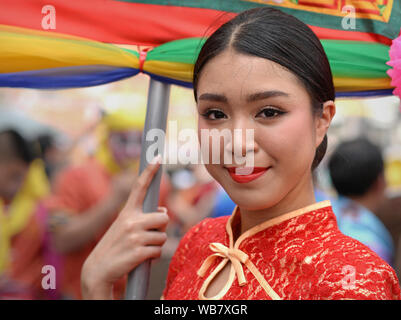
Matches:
[226,166,270,183]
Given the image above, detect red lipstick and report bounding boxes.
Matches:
[226,167,269,183]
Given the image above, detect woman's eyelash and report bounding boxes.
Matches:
[200,107,285,120]
[200,109,227,120]
[256,107,285,118]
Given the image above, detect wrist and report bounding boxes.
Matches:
[81,260,113,300]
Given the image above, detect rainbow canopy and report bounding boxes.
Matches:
[0,0,400,97]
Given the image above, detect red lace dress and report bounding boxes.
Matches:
[162,201,401,300]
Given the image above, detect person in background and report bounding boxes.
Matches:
[0,129,50,299]
[46,107,170,299]
[167,164,217,235]
[328,137,394,265]
[35,133,68,186]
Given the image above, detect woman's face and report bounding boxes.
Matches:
[108,130,142,167]
[196,49,329,211]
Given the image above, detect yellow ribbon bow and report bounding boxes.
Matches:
[197,242,249,286]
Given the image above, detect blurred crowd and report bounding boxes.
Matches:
[0,108,401,299]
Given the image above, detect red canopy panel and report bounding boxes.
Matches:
[0,0,393,46]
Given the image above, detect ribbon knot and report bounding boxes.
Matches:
[139,47,150,73]
[197,242,249,286]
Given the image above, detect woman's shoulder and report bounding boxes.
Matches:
[312,230,401,299]
[321,228,392,267]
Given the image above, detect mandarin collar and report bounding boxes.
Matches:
[225,200,332,249]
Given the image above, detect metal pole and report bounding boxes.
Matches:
[125,78,171,300]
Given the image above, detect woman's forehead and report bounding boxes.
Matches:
[196,50,305,100]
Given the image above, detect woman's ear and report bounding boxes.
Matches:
[315,100,336,148]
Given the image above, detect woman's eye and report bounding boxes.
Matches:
[201,109,227,120]
[256,107,284,118]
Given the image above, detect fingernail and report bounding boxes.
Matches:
[150,154,162,165]
[158,206,168,215]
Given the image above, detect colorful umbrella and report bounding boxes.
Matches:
[0,0,400,97]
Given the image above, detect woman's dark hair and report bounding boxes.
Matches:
[328,137,384,197]
[193,7,335,170]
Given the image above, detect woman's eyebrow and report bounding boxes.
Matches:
[198,93,228,103]
[198,91,289,103]
[247,90,290,102]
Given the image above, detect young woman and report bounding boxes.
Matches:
[81,7,401,300]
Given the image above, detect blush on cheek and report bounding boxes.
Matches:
[279,113,315,158]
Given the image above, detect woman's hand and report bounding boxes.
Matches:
[81,155,169,299]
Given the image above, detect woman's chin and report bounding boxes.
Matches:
[227,190,279,211]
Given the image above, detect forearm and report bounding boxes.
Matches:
[81,261,114,300]
[81,279,114,300]
[51,197,121,253]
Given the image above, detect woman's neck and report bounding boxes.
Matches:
[237,176,316,236]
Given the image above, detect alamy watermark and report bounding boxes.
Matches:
[341,5,356,30]
[41,265,56,290]
[145,121,255,175]
[341,265,356,290]
[41,5,56,30]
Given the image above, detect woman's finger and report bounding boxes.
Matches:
[126,154,162,210]
[138,209,169,231]
[140,231,168,246]
[157,207,169,232]
[132,246,163,262]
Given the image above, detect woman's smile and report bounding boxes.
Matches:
[225,166,270,183]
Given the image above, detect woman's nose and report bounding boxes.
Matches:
[224,127,258,159]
